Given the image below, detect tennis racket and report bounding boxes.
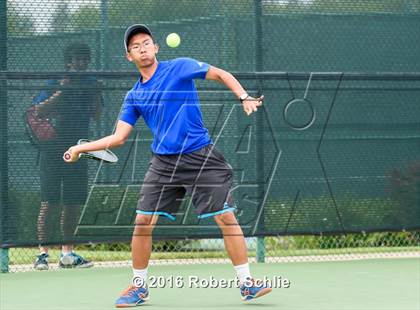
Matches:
[64,139,118,163]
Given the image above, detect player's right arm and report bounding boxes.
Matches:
[63,120,133,162]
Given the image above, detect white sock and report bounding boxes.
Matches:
[234,263,252,285]
[61,251,72,256]
[132,267,148,287]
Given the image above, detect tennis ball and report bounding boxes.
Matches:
[166,33,181,48]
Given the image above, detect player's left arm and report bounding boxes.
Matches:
[205,66,263,115]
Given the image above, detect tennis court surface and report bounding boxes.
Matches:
[1,257,419,310]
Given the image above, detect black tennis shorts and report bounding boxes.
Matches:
[137,144,235,220]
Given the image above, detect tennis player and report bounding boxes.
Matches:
[63,24,271,307]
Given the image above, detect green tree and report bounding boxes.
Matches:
[7,5,34,35]
[263,0,414,14]
[312,0,406,13]
[50,0,255,33]
[71,5,101,30]
[106,0,253,26]
[51,3,73,32]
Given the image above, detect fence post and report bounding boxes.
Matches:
[100,0,108,70]
[254,0,265,263]
[100,0,112,183]
[1,248,9,273]
[0,0,9,273]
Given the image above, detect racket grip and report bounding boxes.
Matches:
[63,152,72,161]
[63,151,79,162]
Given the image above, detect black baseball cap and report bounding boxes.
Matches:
[124,24,154,52]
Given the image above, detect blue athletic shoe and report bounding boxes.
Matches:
[240,278,272,301]
[59,252,93,268]
[34,253,49,270]
[115,285,149,308]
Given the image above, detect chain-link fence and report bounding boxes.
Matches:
[1,1,420,272]
[6,232,420,272]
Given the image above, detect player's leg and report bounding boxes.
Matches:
[116,155,185,308]
[132,213,158,269]
[214,211,272,300]
[190,144,272,300]
[214,211,247,265]
[115,214,158,308]
[115,191,184,308]
[186,145,247,265]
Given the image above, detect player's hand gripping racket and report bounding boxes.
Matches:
[63,139,118,163]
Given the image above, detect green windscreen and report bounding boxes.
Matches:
[1,0,419,247]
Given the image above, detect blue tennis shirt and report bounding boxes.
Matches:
[119,58,213,154]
